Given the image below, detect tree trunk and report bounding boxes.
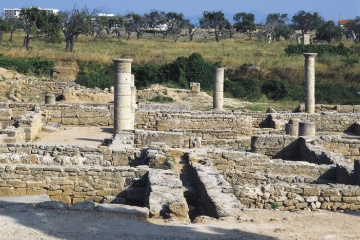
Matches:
[10,30,14,42]
[70,37,74,52]
[189,34,193,42]
[127,32,131,41]
[25,37,30,50]
[215,30,220,42]
[65,39,70,52]
[0,32,2,43]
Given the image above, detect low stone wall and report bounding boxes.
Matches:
[0,164,149,205]
[297,104,360,113]
[0,108,12,121]
[233,183,360,211]
[268,112,360,132]
[203,150,336,185]
[134,130,184,148]
[251,135,299,159]
[136,110,253,135]
[138,103,190,111]
[0,126,26,143]
[189,160,242,218]
[0,143,139,167]
[44,104,113,126]
[317,135,360,161]
[188,149,360,211]
[145,168,189,219]
[17,111,43,141]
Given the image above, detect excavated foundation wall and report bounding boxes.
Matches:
[0,164,149,205]
[0,143,139,166]
[188,150,360,211]
[268,112,360,132]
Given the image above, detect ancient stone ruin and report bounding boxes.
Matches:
[0,54,359,222]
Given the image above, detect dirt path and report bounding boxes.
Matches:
[34,126,113,147]
[0,207,359,240]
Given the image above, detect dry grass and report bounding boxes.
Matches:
[0,31,322,69]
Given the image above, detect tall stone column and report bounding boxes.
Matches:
[303,53,317,114]
[213,67,224,110]
[113,58,133,133]
[130,74,137,129]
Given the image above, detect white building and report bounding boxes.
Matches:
[3,8,59,19]
[97,13,115,17]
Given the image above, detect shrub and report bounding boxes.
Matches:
[132,63,163,89]
[284,43,352,56]
[261,80,304,101]
[0,56,54,76]
[224,77,262,100]
[149,95,174,103]
[75,62,113,89]
[316,82,360,104]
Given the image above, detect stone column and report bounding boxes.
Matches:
[113,58,133,133]
[303,33,310,45]
[299,121,316,136]
[286,118,300,136]
[130,74,137,129]
[213,67,224,110]
[45,93,56,105]
[303,53,317,114]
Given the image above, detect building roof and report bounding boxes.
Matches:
[339,19,352,26]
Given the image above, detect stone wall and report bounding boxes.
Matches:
[145,168,189,219]
[0,164,149,205]
[0,143,139,167]
[17,111,43,141]
[251,135,299,159]
[296,104,360,113]
[190,160,242,218]
[187,149,360,211]
[233,182,360,211]
[134,130,184,148]
[268,112,360,132]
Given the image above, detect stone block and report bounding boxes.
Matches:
[321,188,340,197]
[305,196,318,202]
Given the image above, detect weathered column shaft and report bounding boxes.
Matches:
[213,67,224,110]
[286,118,301,136]
[303,53,317,114]
[130,74,137,129]
[45,93,56,105]
[299,121,316,136]
[113,58,133,133]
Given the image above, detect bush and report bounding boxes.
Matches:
[316,82,360,104]
[149,95,174,103]
[133,63,163,89]
[284,43,352,56]
[134,53,219,90]
[0,56,54,76]
[225,77,262,100]
[261,80,304,101]
[75,62,113,89]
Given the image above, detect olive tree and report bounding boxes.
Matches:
[233,12,256,39]
[59,6,96,52]
[199,11,228,42]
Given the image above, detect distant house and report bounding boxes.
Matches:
[3,8,59,19]
[338,18,352,28]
